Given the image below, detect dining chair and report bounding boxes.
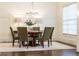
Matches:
[17,27,33,48]
[32,27,40,31]
[10,27,19,46]
[50,27,54,45]
[35,27,53,48]
[32,27,40,36]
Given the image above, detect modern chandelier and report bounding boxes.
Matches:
[26,2,39,17]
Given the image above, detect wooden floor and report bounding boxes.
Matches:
[0,49,77,56]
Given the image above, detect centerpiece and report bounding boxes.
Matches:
[25,19,36,26]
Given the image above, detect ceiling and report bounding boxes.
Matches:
[0,2,72,18]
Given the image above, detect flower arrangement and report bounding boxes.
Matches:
[25,20,36,26]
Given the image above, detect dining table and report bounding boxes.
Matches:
[14,30,43,47]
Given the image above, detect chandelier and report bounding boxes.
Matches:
[26,2,39,17]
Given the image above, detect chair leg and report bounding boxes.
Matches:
[50,40,52,45]
[27,41,29,48]
[22,41,25,46]
[38,40,39,44]
[19,41,22,48]
[41,40,44,48]
[50,39,52,45]
[12,40,15,46]
[48,40,49,47]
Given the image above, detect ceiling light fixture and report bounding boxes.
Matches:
[26,2,39,16]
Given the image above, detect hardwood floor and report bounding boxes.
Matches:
[0,49,77,56]
[0,41,76,56]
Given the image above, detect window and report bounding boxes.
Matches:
[62,3,77,35]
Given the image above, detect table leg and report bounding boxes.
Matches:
[32,39,36,47]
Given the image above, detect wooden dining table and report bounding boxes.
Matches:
[14,30,43,47]
[28,30,42,46]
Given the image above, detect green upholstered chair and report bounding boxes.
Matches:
[10,27,19,46]
[35,27,53,48]
[17,27,33,48]
[49,27,54,45]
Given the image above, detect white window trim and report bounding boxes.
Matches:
[62,3,77,35]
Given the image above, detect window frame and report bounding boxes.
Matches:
[62,3,77,35]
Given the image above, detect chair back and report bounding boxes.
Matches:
[10,27,15,39]
[42,27,53,40]
[17,27,28,41]
[32,27,40,31]
[50,27,54,39]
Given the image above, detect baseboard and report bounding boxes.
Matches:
[0,41,18,43]
[0,41,12,43]
[55,41,76,47]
